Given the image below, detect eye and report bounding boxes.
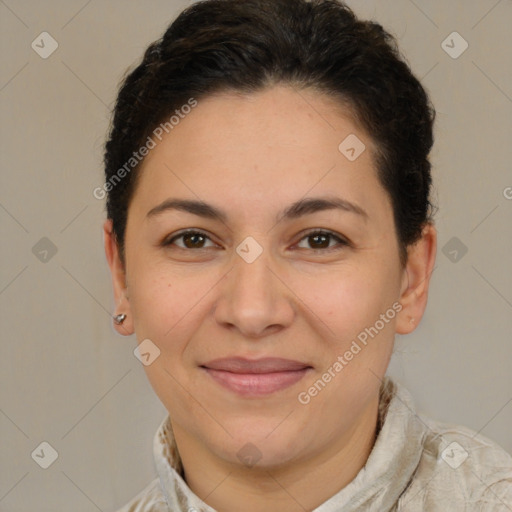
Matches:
[163,230,217,250]
[295,230,349,251]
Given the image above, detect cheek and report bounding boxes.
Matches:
[293,262,398,342]
[294,267,398,413]
[128,262,201,346]
[129,268,207,413]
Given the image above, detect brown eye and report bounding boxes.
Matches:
[296,230,349,251]
[164,230,215,250]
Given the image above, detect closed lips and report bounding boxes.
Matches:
[201,357,312,373]
[201,358,312,397]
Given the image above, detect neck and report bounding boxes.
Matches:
[171,396,380,512]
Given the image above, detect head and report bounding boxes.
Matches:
[103,0,436,471]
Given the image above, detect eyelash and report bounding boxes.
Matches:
[163,229,350,253]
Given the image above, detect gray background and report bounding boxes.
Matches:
[1,0,511,510]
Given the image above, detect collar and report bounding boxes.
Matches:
[153,377,427,511]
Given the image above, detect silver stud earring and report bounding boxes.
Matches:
[113,313,127,325]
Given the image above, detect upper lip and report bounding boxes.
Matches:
[201,357,311,374]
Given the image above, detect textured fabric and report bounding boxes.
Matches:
[115,377,512,511]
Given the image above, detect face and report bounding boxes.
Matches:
[105,84,435,469]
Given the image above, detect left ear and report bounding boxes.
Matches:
[395,223,437,334]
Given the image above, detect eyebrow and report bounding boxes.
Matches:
[146,196,368,223]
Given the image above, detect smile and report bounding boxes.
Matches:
[200,357,313,397]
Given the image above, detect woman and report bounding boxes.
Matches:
[102,0,512,510]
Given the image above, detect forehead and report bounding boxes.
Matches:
[150,85,371,161]
[130,85,391,224]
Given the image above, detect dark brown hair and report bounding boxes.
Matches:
[104,0,436,266]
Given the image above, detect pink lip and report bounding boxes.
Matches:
[201,357,312,396]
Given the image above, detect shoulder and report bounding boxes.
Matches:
[399,415,512,511]
[114,478,169,512]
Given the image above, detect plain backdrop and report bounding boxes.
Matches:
[1,1,511,510]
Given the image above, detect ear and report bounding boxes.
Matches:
[103,219,134,336]
[395,223,437,334]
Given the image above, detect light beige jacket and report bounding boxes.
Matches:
[116,377,512,511]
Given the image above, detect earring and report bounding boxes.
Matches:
[409,317,415,325]
[113,313,127,325]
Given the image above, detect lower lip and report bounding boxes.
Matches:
[202,367,310,396]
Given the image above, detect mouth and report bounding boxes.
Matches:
[200,357,312,397]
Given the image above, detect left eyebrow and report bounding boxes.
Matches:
[277,196,368,223]
[146,196,368,224]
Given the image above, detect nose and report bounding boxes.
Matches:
[213,241,295,339]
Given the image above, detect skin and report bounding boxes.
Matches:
[104,84,437,512]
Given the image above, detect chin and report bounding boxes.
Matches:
[210,422,306,468]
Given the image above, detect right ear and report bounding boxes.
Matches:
[103,219,134,336]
